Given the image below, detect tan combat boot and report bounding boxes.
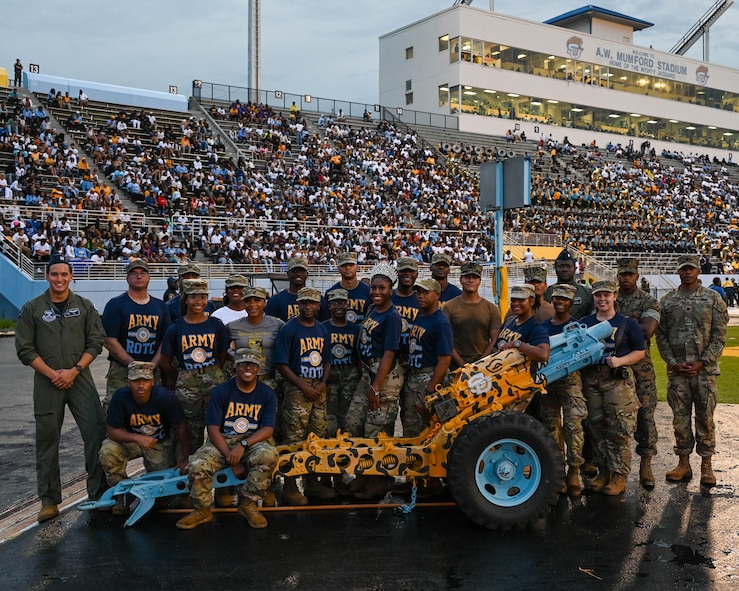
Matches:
[639,457,655,490]
[238,498,268,528]
[566,467,583,498]
[588,468,611,493]
[281,477,308,506]
[602,472,627,496]
[665,455,692,482]
[176,507,213,530]
[37,504,59,523]
[700,456,716,487]
[262,489,276,507]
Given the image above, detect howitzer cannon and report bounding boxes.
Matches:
[80,321,611,529]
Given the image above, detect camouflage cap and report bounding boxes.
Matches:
[326,288,349,302]
[510,284,535,299]
[182,278,209,296]
[591,280,618,293]
[460,262,482,277]
[296,286,322,302]
[396,257,419,271]
[242,286,268,300]
[126,259,149,274]
[414,278,441,293]
[431,253,452,265]
[337,252,357,266]
[523,266,547,283]
[225,274,249,288]
[234,347,262,366]
[177,263,202,277]
[551,283,577,300]
[127,361,155,380]
[616,258,639,274]
[287,256,309,271]
[677,254,700,270]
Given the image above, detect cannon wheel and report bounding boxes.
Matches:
[447,411,563,530]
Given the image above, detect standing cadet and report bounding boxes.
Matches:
[166,263,216,321]
[429,253,461,306]
[404,278,453,436]
[328,252,371,323]
[265,256,329,322]
[544,249,593,319]
[615,257,661,489]
[541,284,587,497]
[656,255,728,487]
[393,257,420,435]
[580,281,645,496]
[159,279,229,455]
[176,348,279,530]
[323,288,361,436]
[211,274,249,326]
[274,287,332,504]
[443,262,502,368]
[99,361,189,516]
[15,254,107,523]
[523,266,555,322]
[101,259,171,410]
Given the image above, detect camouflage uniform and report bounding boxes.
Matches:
[346,359,404,437]
[616,287,661,458]
[581,365,639,475]
[326,364,361,436]
[104,361,162,408]
[188,439,278,508]
[539,371,587,467]
[656,285,728,456]
[99,438,175,485]
[175,366,226,453]
[282,378,328,444]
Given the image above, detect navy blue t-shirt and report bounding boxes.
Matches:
[392,291,420,354]
[102,293,172,362]
[581,312,645,363]
[495,316,549,350]
[541,316,578,337]
[439,283,462,306]
[323,320,360,367]
[273,317,330,380]
[265,289,329,322]
[107,384,185,441]
[206,379,277,436]
[408,309,454,369]
[161,316,229,371]
[328,280,371,324]
[358,306,402,360]
[166,294,216,321]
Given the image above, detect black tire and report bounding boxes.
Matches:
[447,411,564,530]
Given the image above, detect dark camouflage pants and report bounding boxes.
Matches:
[582,366,638,476]
[175,366,226,454]
[667,373,717,457]
[632,356,658,458]
[188,439,278,508]
[326,364,361,436]
[99,437,176,486]
[282,378,328,444]
[401,367,442,437]
[346,359,404,438]
[540,371,587,467]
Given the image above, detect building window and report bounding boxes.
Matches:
[405,92,414,105]
[438,84,449,108]
[439,34,449,51]
[405,46,414,60]
[449,37,460,63]
[405,79,412,92]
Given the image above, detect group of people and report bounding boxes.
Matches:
[14,245,727,530]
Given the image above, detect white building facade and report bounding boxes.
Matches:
[380,4,739,158]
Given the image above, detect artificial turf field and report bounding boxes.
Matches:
[652,325,739,404]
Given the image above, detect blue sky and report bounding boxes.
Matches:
[3,1,737,105]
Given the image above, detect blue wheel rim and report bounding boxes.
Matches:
[474,437,542,507]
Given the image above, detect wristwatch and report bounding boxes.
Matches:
[514,340,522,349]
[240,439,249,449]
[74,364,84,373]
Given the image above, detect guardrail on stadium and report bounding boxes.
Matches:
[192,82,460,130]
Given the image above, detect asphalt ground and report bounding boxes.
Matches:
[1,336,738,590]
